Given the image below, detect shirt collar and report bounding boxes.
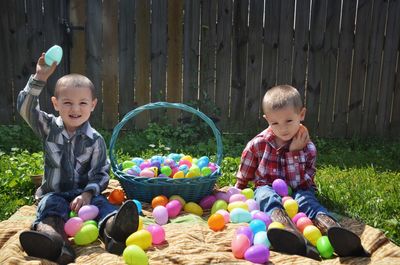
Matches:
[55,117,95,140]
[263,127,289,150]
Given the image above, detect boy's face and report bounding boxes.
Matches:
[263,106,306,143]
[51,85,97,134]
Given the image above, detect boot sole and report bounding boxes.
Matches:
[109,200,139,242]
[268,228,306,255]
[328,227,370,257]
[20,231,62,261]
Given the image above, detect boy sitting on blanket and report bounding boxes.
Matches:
[17,52,139,264]
[235,85,369,260]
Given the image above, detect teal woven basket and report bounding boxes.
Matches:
[109,102,223,203]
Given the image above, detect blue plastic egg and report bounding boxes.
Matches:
[230,208,252,223]
[44,45,63,66]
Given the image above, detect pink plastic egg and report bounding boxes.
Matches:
[231,234,251,259]
[78,205,99,221]
[244,244,270,264]
[215,209,230,223]
[64,217,83,237]
[140,169,155,178]
[297,216,313,232]
[139,161,152,170]
[227,187,242,197]
[229,193,247,203]
[199,195,217,209]
[146,224,166,245]
[292,212,308,225]
[245,199,259,212]
[214,191,230,202]
[235,226,254,243]
[165,199,182,218]
[153,205,168,225]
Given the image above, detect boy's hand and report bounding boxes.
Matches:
[70,191,93,212]
[33,53,57,82]
[289,124,310,152]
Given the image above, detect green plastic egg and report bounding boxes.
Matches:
[74,224,99,245]
[316,236,334,259]
[123,245,148,265]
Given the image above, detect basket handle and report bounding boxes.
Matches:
[109,102,223,172]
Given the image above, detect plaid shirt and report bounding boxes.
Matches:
[17,75,110,198]
[236,127,317,190]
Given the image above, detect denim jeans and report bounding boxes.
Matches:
[254,185,330,219]
[33,190,118,231]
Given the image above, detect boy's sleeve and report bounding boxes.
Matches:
[84,137,110,196]
[235,143,258,189]
[16,75,52,139]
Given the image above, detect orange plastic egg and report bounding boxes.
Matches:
[208,213,225,231]
[108,189,126,205]
[151,195,169,209]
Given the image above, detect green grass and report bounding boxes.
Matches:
[0,124,398,246]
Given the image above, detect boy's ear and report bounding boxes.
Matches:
[262,114,269,123]
[51,96,59,111]
[91,98,98,112]
[300,107,306,121]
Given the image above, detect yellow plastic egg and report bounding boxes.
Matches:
[172,171,185,179]
[283,199,298,218]
[227,201,249,212]
[303,225,322,246]
[138,216,144,230]
[126,230,152,250]
[181,155,193,163]
[169,195,186,206]
[268,221,285,230]
[185,171,198,178]
[184,202,203,216]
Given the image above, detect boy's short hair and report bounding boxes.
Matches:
[262,85,303,114]
[54,74,95,99]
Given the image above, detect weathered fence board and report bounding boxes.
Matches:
[277,0,294,85]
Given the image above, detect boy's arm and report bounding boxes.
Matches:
[235,145,258,189]
[84,137,110,196]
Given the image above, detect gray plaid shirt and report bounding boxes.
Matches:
[17,75,110,198]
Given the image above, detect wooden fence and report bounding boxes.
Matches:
[0,0,399,138]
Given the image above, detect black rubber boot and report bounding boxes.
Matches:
[267,208,321,261]
[19,216,76,264]
[314,213,370,257]
[101,200,139,255]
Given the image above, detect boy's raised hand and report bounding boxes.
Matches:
[33,53,57,82]
[289,124,310,151]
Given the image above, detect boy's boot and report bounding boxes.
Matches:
[19,216,76,265]
[267,208,321,260]
[314,213,370,257]
[100,200,139,255]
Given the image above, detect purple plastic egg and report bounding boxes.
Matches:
[272,178,288,196]
[153,205,168,225]
[245,199,259,212]
[244,244,270,264]
[214,191,230,202]
[252,211,272,228]
[235,226,254,243]
[78,205,99,221]
[199,195,217,209]
[229,193,247,203]
[166,199,182,218]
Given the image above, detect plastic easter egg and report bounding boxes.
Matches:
[253,231,271,248]
[296,217,313,232]
[227,201,249,212]
[78,205,99,221]
[172,171,185,179]
[215,209,230,223]
[178,159,192,168]
[241,188,254,199]
[282,196,292,204]
[268,221,285,230]
[83,220,97,227]
[316,235,334,259]
[166,199,182,218]
[126,165,141,176]
[74,224,99,245]
[235,226,254,243]
[229,193,247,203]
[178,164,189,174]
[196,159,208,169]
[126,230,152,250]
[231,234,251,259]
[131,157,144,166]
[160,166,172,177]
[185,171,198,178]
[169,195,185,206]
[249,219,267,234]
[208,213,225,231]
[138,216,144,230]
[152,195,169,208]
[211,199,228,214]
[132,199,142,214]
[230,208,252,223]
[199,195,217,209]
[245,199,259,212]
[152,205,169,225]
[200,167,212,176]
[227,186,241,198]
[167,153,180,162]
[272,178,288,196]
[163,158,176,168]
[148,166,158,176]
[244,244,270,264]
[188,165,201,176]
[122,160,135,170]
[44,45,63,66]
[184,202,203,216]
[283,199,298,218]
[214,191,230,202]
[180,155,192,163]
[108,189,125,205]
[292,212,307,225]
[140,169,155,178]
[303,225,322,246]
[64,217,83,237]
[139,161,152,170]
[123,245,148,265]
[252,211,272,228]
[146,224,166,245]
[197,156,209,165]
[69,211,77,218]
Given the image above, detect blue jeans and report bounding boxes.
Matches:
[254,185,330,219]
[33,190,118,231]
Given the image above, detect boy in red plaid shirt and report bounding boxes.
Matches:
[235,85,368,259]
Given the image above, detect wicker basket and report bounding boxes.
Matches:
[109,102,223,203]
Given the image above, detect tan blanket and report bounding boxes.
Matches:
[0,180,399,265]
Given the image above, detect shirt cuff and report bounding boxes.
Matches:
[28,75,46,96]
[84,183,100,196]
